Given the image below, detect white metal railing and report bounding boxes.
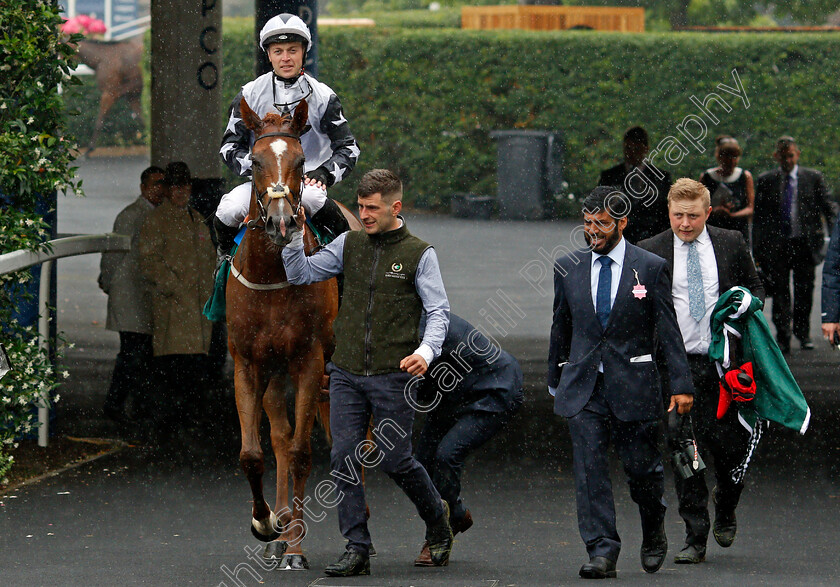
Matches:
[110,15,150,41]
[0,233,130,447]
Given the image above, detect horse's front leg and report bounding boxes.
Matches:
[261,373,293,561]
[233,354,278,542]
[271,341,324,570]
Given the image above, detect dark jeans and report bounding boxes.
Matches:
[329,365,444,557]
[674,355,750,547]
[565,376,666,562]
[768,236,816,344]
[415,407,509,523]
[104,332,153,419]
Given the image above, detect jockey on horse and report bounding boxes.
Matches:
[214,13,358,255]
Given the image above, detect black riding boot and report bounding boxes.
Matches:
[213,216,239,257]
[310,198,350,244]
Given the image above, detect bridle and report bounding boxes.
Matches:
[247,131,303,231]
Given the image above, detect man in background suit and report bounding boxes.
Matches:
[599,126,672,244]
[548,186,694,579]
[639,178,765,565]
[753,136,835,353]
[98,165,165,426]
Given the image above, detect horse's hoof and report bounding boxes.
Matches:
[262,540,287,561]
[277,553,309,571]
[250,511,281,542]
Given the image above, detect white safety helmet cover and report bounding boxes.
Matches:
[259,13,312,52]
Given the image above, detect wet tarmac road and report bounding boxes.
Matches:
[1,154,839,586]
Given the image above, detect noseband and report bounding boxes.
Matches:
[247,131,303,231]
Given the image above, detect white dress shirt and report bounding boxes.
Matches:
[672,228,719,355]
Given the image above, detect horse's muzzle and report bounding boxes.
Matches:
[265,214,298,244]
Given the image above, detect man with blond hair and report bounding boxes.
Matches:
[639,178,764,565]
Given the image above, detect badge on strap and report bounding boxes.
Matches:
[632,268,647,299]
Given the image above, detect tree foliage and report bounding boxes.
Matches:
[0,0,78,481]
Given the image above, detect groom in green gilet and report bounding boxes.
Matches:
[282,169,454,577]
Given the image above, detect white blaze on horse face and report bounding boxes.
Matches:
[270,140,287,184]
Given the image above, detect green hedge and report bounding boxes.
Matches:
[316,29,840,206]
[66,24,840,207]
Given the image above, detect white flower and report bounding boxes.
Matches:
[0,103,6,109]
[36,81,43,89]
[62,370,69,379]
[27,117,34,124]
[53,394,60,403]
[25,218,34,226]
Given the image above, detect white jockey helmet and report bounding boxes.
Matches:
[260,14,312,53]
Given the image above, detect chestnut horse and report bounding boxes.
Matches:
[226,97,360,570]
[75,38,143,155]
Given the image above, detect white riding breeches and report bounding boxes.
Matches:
[214,181,329,228]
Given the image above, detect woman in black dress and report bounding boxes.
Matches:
[699,136,755,243]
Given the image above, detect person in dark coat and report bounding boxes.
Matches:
[639,178,765,565]
[548,186,694,579]
[98,166,165,426]
[753,136,836,353]
[411,313,524,566]
[821,221,840,346]
[599,126,672,244]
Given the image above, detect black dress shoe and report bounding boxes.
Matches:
[324,550,370,577]
[640,522,668,574]
[713,486,737,547]
[674,543,706,564]
[800,339,815,350]
[713,509,737,547]
[579,556,617,579]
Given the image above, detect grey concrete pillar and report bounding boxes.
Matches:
[150,0,222,190]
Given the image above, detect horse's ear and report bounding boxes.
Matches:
[291,99,309,136]
[240,97,263,133]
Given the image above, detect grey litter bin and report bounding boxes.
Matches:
[490,130,564,220]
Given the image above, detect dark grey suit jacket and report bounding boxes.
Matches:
[754,166,836,265]
[548,242,694,421]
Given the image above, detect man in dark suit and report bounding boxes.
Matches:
[599,126,672,244]
[753,136,835,353]
[639,178,765,565]
[548,186,694,579]
[412,313,524,566]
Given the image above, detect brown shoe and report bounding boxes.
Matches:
[452,509,473,536]
[413,541,434,567]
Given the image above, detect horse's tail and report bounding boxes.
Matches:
[316,375,332,446]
